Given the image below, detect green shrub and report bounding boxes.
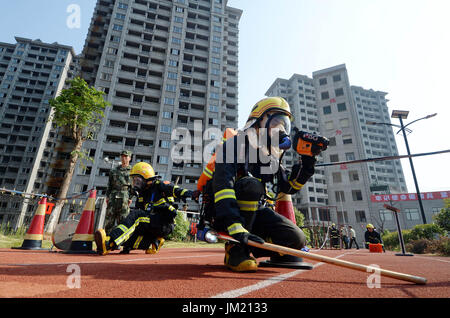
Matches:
[382,223,445,251]
[409,224,445,241]
[433,199,450,233]
[406,239,432,254]
[435,236,450,256]
[167,213,190,242]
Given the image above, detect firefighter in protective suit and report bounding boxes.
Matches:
[206,97,317,272]
[95,162,193,255]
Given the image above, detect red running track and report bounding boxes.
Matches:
[0,247,449,298]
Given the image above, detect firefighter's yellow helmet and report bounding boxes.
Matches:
[243,97,293,130]
[130,162,156,180]
[366,223,375,229]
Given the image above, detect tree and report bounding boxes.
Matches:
[434,199,450,233]
[45,77,110,233]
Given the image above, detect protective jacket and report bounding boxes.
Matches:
[365,229,383,245]
[109,180,192,249]
[211,132,315,232]
[135,179,192,218]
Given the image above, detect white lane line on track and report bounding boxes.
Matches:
[413,255,450,264]
[211,251,356,298]
[1,254,221,267]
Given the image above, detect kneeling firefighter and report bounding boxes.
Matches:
[199,97,328,272]
[95,162,193,255]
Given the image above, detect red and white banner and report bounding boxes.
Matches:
[371,191,450,203]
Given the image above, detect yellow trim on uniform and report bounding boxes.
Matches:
[289,180,304,191]
[133,236,144,249]
[173,185,180,197]
[214,189,237,203]
[227,223,248,235]
[153,198,166,206]
[236,200,259,212]
[114,217,150,246]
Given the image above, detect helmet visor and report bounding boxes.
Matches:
[131,175,146,193]
[267,114,291,136]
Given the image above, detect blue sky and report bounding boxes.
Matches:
[1,0,450,193]
[0,0,95,53]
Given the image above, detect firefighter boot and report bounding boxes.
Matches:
[146,237,165,254]
[224,242,258,272]
[95,229,116,256]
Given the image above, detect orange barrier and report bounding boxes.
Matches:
[65,190,97,254]
[13,197,49,250]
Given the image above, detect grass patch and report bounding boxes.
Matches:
[0,234,53,249]
[0,233,222,250]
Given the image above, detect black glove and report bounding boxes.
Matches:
[181,190,194,202]
[192,190,201,202]
[227,223,264,245]
[297,155,317,184]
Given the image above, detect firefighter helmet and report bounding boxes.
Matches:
[130,162,156,180]
[243,97,293,130]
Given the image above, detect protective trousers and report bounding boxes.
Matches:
[108,209,174,250]
[237,207,306,258]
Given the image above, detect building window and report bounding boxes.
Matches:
[325,121,334,130]
[405,209,420,220]
[335,191,345,202]
[352,190,363,201]
[160,125,171,133]
[172,37,182,45]
[348,171,359,182]
[379,209,393,221]
[158,156,169,164]
[355,210,367,223]
[164,98,175,105]
[342,135,353,144]
[337,102,347,112]
[167,72,177,79]
[335,88,344,97]
[113,24,123,31]
[323,106,331,115]
[160,140,171,149]
[332,172,342,183]
[339,118,349,128]
[333,74,341,82]
[319,78,327,86]
[321,91,330,100]
[330,154,339,162]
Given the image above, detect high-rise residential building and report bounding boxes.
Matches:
[0,37,76,226]
[266,64,408,241]
[69,0,242,203]
[265,74,329,222]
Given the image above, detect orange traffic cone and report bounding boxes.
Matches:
[259,192,313,269]
[65,190,97,254]
[13,197,49,250]
[275,193,296,224]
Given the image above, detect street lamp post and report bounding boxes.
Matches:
[367,111,437,225]
[391,110,437,225]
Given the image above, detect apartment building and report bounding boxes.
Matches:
[69,0,242,201]
[0,37,76,226]
[265,74,329,222]
[266,64,409,241]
